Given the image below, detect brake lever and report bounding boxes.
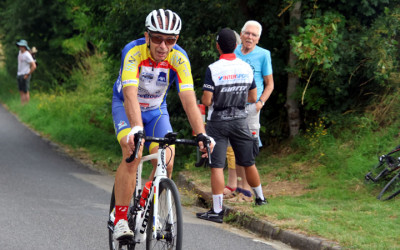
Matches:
[206,140,212,165]
[126,132,144,163]
[194,139,212,167]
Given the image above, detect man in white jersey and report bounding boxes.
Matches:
[16,40,36,104]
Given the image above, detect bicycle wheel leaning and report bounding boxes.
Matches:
[146,178,183,250]
[365,152,400,183]
[377,172,400,200]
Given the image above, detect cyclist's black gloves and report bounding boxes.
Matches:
[195,133,215,168]
[195,133,215,149]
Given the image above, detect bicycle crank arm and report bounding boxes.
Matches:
[117,237,136,249]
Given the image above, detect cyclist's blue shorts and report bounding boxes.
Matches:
[112,95,173,152]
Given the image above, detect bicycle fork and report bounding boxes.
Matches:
[149,178,175,241]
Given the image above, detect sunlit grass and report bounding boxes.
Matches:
[263,196,399,249]
[181,114,400,249]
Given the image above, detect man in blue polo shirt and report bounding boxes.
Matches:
[227,20,274,202]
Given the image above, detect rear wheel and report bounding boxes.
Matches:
[377,172,400,200]
[146,178,183,250]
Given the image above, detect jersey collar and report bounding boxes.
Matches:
[219,53,236,61]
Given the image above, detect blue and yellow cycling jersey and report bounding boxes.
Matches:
[113,37,194,111]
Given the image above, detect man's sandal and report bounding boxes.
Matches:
[226,192,253,203]
[223,186,236,199]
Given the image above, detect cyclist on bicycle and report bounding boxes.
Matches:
[111,9,214,241]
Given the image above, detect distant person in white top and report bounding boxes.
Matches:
[16,40,36,104]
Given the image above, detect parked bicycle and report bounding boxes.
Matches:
[108,132,210,250]
[365,145,400,200]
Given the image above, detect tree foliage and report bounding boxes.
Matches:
[289,4,399,122]
[0,0,86,90]
[0,0,399,144]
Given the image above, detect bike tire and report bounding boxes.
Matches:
[146,178,183,250]
[377,172,400,201]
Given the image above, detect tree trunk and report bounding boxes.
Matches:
[285,1,302,138]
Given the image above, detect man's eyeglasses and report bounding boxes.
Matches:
[149,33,177,46]
[243,31,259,38]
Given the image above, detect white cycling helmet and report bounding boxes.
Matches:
[145,9,182,35]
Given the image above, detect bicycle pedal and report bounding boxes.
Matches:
[118,236,135,245]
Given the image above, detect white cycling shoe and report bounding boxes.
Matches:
[114,219,134,240]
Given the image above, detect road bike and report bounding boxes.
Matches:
[365,145,400,200]
[107,132,210,249]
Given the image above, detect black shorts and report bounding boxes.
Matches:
[206,119,256,168]
[17,75,30,93]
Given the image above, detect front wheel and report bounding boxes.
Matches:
[146,178,183,250]
[108,185,116,250]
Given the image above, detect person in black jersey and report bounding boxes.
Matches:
[196,28,267,224]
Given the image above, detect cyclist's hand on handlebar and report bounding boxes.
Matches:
[195,133,215,158]
[126,126,144,155]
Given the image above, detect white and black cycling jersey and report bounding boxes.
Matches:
[203,54,256,122]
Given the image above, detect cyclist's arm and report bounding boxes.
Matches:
[179,90,205,135]
[180,90,214,155]
[123,85,143,153]
[123,86,143,127]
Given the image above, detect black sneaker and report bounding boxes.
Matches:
[255,197,268,206]
[196,209,224,223]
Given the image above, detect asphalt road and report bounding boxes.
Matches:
[0,104,292,250]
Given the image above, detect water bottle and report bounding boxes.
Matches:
[140,181,152,207]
